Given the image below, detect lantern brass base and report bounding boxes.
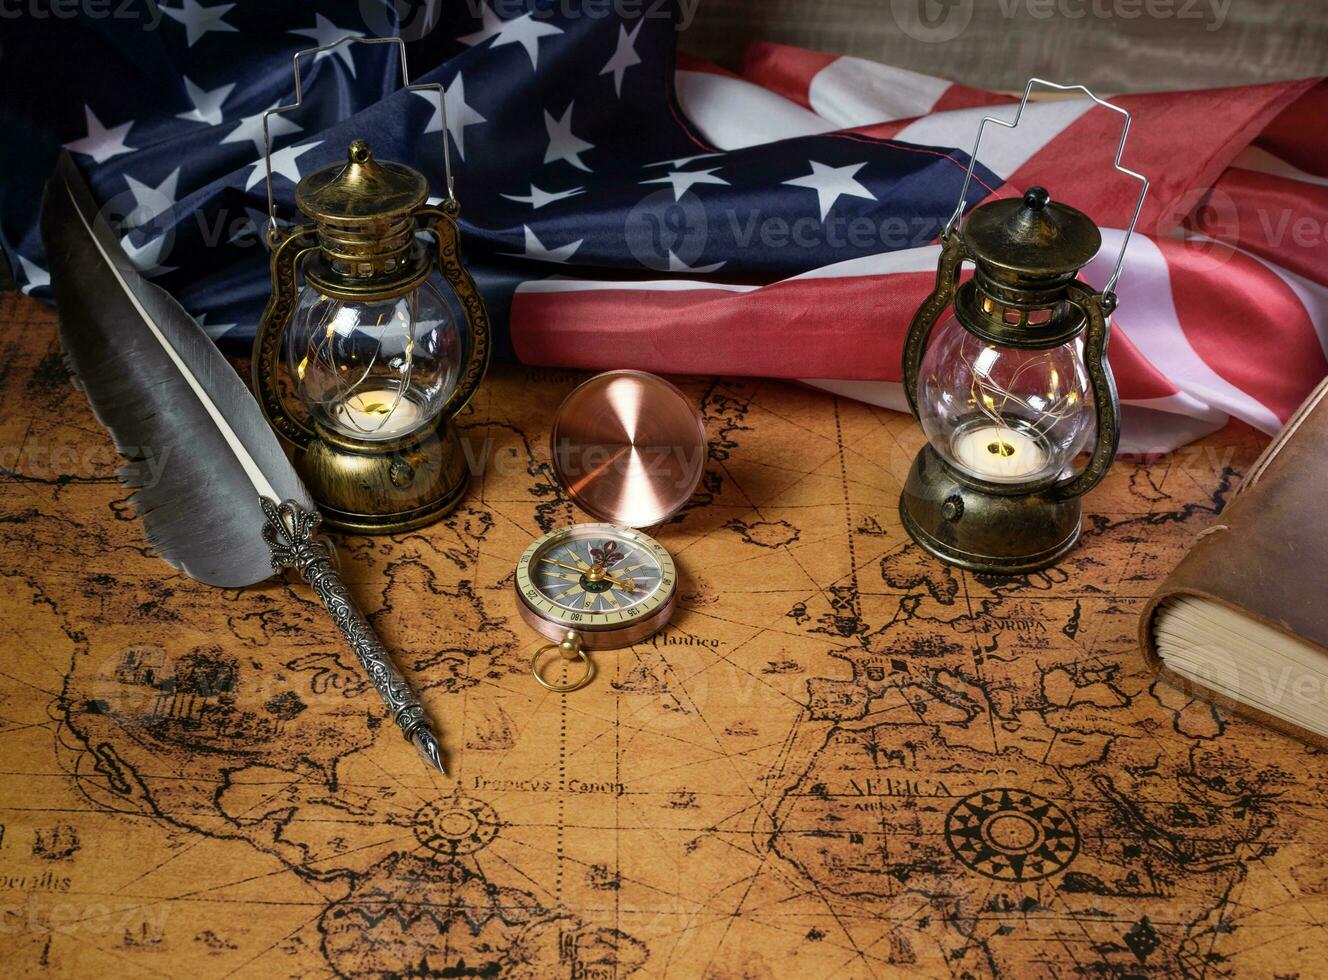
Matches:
[899,445,1081,575]
[293,417,471,534]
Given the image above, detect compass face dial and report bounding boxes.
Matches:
[516,524,675,634]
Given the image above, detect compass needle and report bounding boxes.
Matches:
[540,557,586,574]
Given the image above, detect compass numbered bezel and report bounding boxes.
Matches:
[515,524,676,644]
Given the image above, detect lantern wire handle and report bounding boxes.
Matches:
[943,78,1149,306]
[260,36,455,236]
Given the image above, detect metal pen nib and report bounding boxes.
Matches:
[412,726,447,775]
[262,500,451,780]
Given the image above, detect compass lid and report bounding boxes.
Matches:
[549,370,706,528]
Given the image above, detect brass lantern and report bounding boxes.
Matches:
[251,41,490,533]
[899,81,1148,573]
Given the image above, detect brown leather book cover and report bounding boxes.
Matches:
[1139,376,1328,748]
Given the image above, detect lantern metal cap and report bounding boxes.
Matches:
[549,371,706,529]
[296,140,428,224]
[964,187,1102,283]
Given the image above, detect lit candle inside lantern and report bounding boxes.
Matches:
[951,424,1048,482]
[334,390,423,438]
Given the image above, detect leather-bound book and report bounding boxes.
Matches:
[1140,377,1328,746]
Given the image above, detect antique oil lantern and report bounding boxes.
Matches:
[899,81,1148,573]
[252,40,490,533]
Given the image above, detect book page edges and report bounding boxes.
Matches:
[1141,589,1328,750]
[1140,378,1328,749]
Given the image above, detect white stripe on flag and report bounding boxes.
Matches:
[1118,397,1231,454]
[785,244,943,280]
[675,70,834,150]
[895,100,1094,179]
[808,58,951,129]
[675,69,1092,180]
[1086,229,1283,433]
[801,379,909,412]
[1232,146,1328,188]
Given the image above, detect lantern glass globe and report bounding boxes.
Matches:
[917,315,1096,484]
[286,280,461,442]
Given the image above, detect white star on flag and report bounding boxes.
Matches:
[65,107,135,164]
[120,232,175,277]
[158,0,237,47]
[122,168,182,230]
[782,161,876,221]
[642,167,729,202]
[413,74,486,161]
[222,102,302,158]
[177,77,235,126]
[16,256,50,296]
[501,226,583,264]
[644,153,723,169]
[500,183,586,210]
[543,104,594,172]
[288,16,365,77]
[195,313,238,340]
[667,251,726,274]
[460,2,564,70]
[230,207,290,248]
[601,22,643,97]
[246,141,322,191]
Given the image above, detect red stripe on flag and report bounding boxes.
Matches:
[1161,236,1327,422]
[1255,80,1328,179]
[843,119,912,141]
[512,275,931,380]
[511,274,1180,401]
[740,41,838,110]
[1187,167,1328,287]
[674,51,737,77]
[1002,82,1316,236]
[930,84,1013,113]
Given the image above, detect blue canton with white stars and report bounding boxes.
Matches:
[0,0,998,350]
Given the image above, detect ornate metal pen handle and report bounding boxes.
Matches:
[260,498,446,774]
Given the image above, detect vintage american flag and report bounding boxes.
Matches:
[1,2,1323,453]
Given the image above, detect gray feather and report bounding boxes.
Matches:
[40,152,314,588]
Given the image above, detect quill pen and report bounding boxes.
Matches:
[40,151,446,774]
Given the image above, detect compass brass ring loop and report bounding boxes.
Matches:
[531,636,594,693]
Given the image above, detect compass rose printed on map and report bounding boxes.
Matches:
[413,796,501,856]
[945,788,1081,882]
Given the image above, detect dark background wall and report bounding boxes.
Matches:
[680,0,1327,91]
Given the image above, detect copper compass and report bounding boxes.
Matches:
[515,371,704,692]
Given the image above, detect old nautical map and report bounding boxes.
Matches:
[1,291,1326,978]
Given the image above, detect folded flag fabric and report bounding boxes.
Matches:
[1,2,1322,453]
[666,46,1327,449]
